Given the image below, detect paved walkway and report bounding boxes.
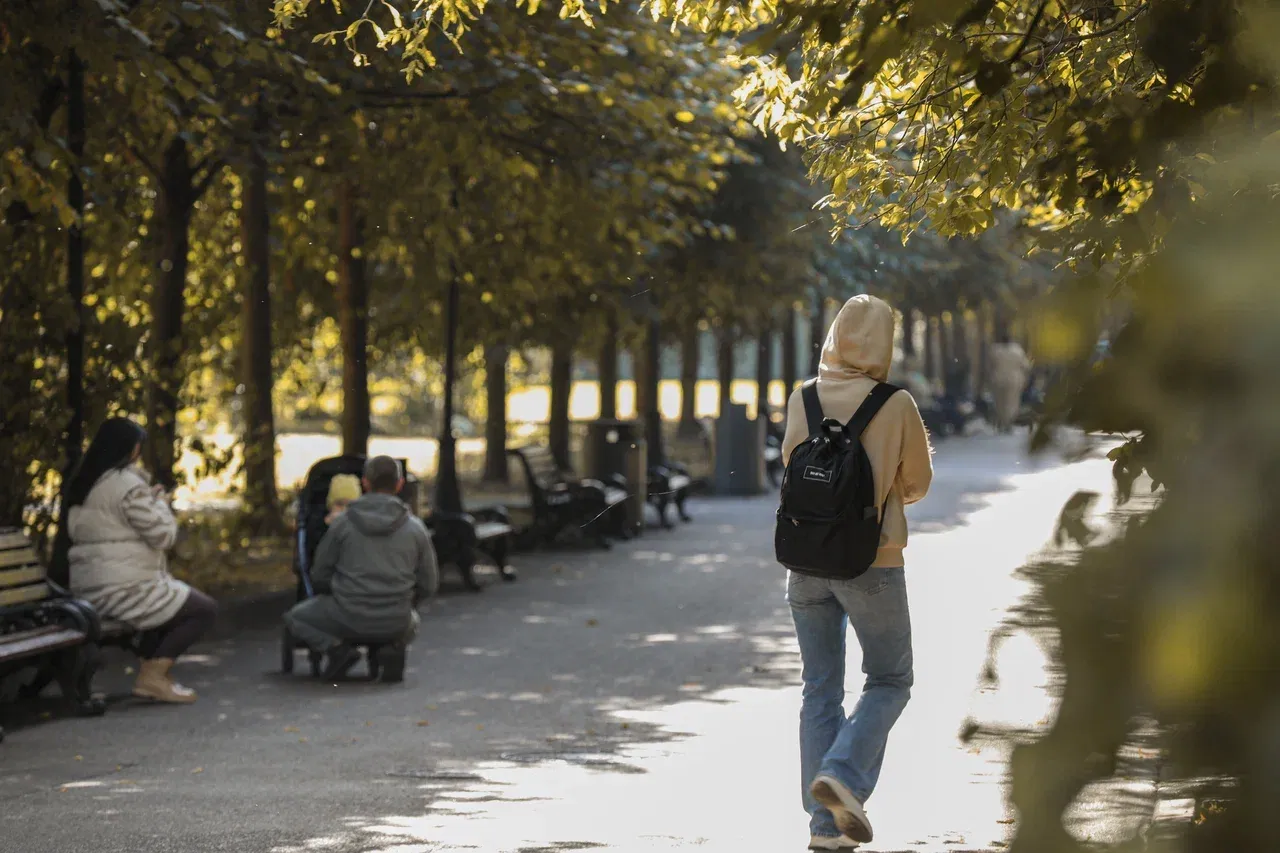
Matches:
[1,433,1126,852]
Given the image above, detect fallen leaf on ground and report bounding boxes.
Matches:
[475,724,485,731]
[74,755,82,761]
[586,619,599,627]
[284,725,299,733]
[416,720,430,727]
[191,767,203,774]
[298,737,309,743]
[998,819,1015,825]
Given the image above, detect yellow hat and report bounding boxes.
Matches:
[326,474,362,508]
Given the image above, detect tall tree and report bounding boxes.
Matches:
[677,323,701,438]
[238,103,280,531]
[755,320,773,423]
[548,340,573,470]
[598,313,619,421]
[482,344,509,484]
[337,178,369,456]
[781,308,797,398]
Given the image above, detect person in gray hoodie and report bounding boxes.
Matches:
[284,455,440,679]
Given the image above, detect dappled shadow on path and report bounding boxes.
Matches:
[0,434,1102,853]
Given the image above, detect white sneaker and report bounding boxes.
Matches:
[809,833,860,850]
[811,775,873,843]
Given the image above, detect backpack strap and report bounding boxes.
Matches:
[800,378,823,435]
[845,382,901,437]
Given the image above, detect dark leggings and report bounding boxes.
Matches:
[138,589,218,660]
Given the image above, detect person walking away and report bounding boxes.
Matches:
[987,338,1031,433]
[778,295,934,850]
[283,456,439,680]
[59,417,218,704]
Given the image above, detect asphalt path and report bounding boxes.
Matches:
[1,433,1135,853]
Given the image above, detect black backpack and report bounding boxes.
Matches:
[775,379,900,579]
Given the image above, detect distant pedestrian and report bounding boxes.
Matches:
[61,417,217,704]
[988,338,1031,433]
[777,295,934,850]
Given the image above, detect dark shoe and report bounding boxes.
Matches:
[322,643,362,680]
[376,644,406,683]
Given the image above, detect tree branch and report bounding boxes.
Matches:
[194,159,226,198]
[1011,0,1049,63]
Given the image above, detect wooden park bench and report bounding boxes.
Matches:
[506,446,628,549]
[0,529,106,742]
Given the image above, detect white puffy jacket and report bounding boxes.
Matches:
[68,466,190,630]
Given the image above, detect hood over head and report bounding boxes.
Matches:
[818,294,896,382]
[345,492,410,537]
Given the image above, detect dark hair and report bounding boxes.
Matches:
[48,417,146,586]
[64,417,147,509]
[363,455,403,494]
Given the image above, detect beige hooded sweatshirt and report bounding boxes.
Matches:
[781,295,934,568]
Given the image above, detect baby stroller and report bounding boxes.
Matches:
[282,454,408,681]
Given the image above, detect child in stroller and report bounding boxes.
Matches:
[283,455,422,681]
[325,474,360,526]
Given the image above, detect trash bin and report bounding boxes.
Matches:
[585,419,647,535]
[713,403,766,496]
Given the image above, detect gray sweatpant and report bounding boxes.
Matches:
[284,596,419,652]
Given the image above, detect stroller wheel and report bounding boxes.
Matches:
[308,649,323,677]
[459,549,483,592]
[281,627,295,674]
[366,645,381,681]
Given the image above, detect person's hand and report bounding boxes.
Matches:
[152,484,167,499]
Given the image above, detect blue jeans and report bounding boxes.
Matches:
[788,566,913,838]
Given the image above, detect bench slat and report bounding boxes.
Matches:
[473,521,513,540]
[0,546,39,569]
[0,625,86,662]
[0,530,30,550]
[0,584,52,607]
[0,565,45,589]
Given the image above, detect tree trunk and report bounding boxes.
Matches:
[941,312,957,396]
[808,293,826,375]
[923,315,938,382]
[338,179,370,456]
[64,50,86,485]
[755,320,773,422]
[955,310,972,397]
[643,318,664,465]
[482,344,509,484]
[146,137,195,489]
[598,312,619,420]
[717,330,734,420]
[239,133,280,532]
[548,341,572,469]
[781,307,798,397]
[677,322,700,438]
[901,305,916,359]
[977,303,992,396]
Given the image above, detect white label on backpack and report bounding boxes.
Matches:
[802,466,832,483]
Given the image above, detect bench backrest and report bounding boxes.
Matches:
[0,528,51,609]
[509,446,569,493]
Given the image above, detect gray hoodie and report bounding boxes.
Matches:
[310,492,440,633]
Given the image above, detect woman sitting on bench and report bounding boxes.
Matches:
[59,417,217,704]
